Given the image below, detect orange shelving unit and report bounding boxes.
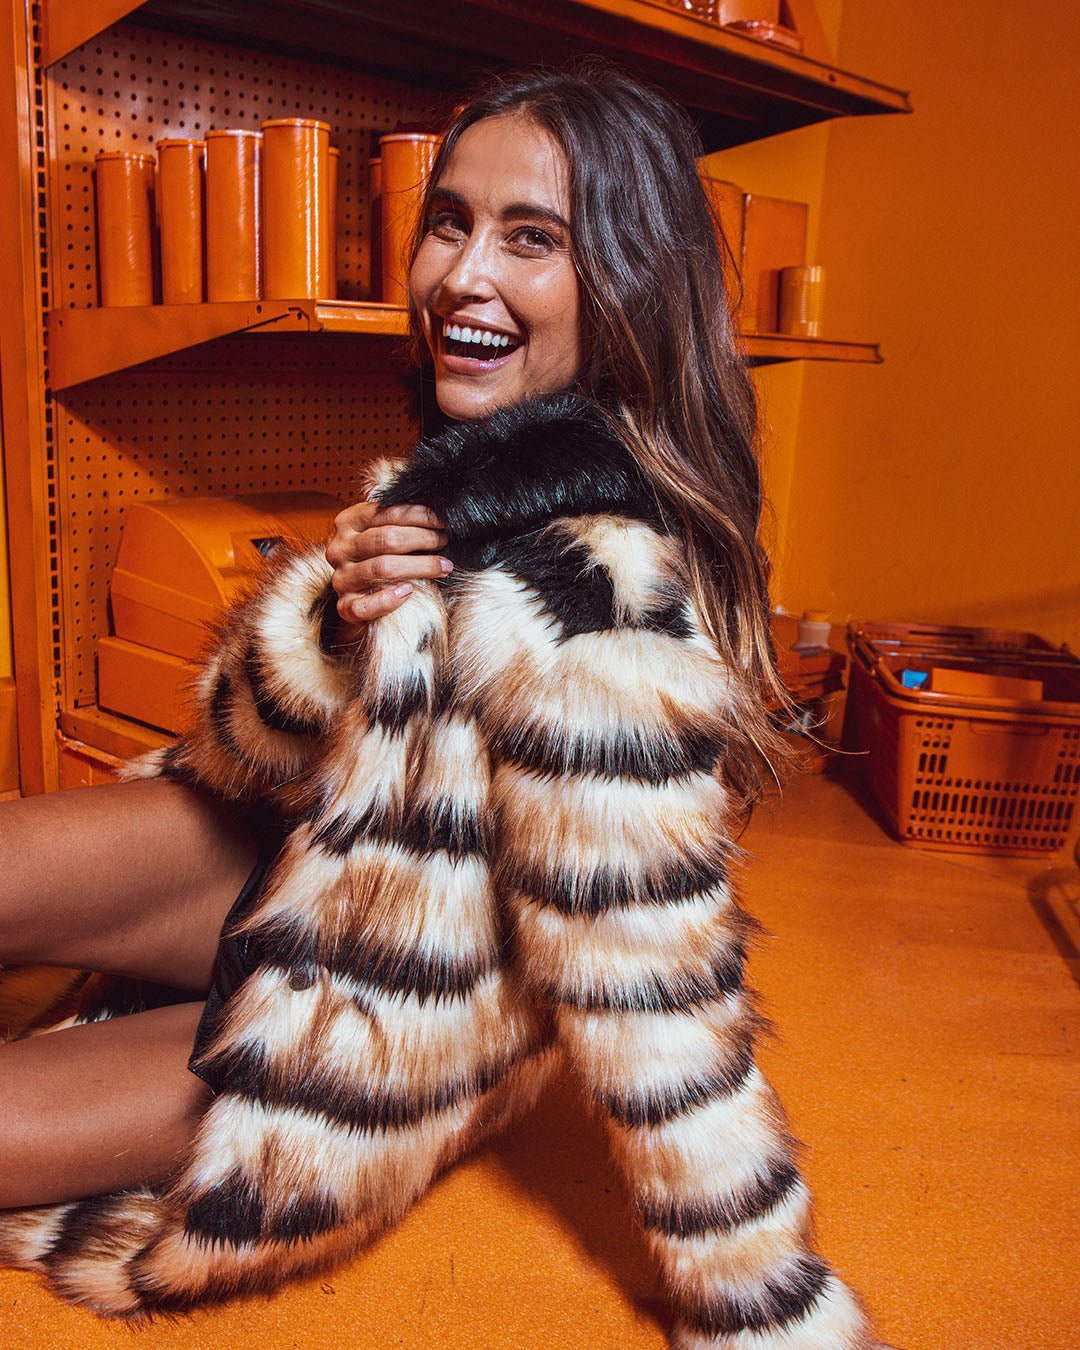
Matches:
[0,1,909,792]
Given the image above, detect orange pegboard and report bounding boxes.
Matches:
[56,337,417,707]
[41,22,439,727]
[45,20,444,306]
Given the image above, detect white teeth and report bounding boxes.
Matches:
[442,321,516,350]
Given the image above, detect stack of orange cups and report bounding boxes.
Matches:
[379,132,441,306]
[205,129,262,302]
[261,117,331,299]
[94,150,156,306]
[157,138,205,304]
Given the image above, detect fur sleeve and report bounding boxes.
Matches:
[453,516,873,1349]
[126,545,357,814]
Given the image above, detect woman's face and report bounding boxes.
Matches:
[410,114,583,421]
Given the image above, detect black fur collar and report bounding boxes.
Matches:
[375,394,667,566]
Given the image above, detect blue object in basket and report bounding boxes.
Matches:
[901,668,930,690]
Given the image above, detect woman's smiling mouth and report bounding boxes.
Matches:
[439,318,522,369]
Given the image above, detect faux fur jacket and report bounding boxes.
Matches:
[0,394,871,1347]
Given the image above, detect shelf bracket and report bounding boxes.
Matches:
[40,1,145,68]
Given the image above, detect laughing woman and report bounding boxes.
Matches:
[0,66,875,1346]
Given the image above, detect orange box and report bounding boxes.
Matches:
[928,667,1045,702]
[698,171,745,316]
[739,193,808,333]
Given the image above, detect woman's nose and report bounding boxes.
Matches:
[440,233,496,301]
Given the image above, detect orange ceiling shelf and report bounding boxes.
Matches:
[47,303,879,391]
[39,0,911,150]
[46,300,411,390]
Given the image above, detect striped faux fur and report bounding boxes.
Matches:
[0,395,872,1345]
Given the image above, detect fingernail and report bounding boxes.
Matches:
[439,558,454,573]
[394,583,414,597]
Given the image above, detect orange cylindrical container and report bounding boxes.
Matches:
[94,151,156,307]
[261,117,331,299]
[379,133,440,306]
[325,144,340,299]
[205,129,262,302]
[157,138,205,304]
[368,155,382,301]
[779,264,826,338]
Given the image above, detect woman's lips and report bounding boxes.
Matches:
[437,341,520,375]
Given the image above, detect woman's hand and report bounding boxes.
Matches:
[325,501,451,629]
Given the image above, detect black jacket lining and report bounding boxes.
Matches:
[600,1042,754,1127]
[494,719,723,785]
[541,946,745,1014]
[503,850,729,916]
[683,1254,831,1338]
[640,1159,801,1239]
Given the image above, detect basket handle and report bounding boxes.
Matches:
[969,721,1049,738]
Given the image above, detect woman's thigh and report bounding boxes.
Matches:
[0,778,259,991]
[0,1000,211,1206]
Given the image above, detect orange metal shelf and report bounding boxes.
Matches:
[47,300,410,390]
[40,0,910,149]
[48,303,877,391]
[741,334,882,364]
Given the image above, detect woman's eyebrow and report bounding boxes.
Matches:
[431,186,569,231]
[501,202,570,231]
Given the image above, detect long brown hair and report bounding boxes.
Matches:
[409,63,793,813]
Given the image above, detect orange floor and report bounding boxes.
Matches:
[4,770,1077,1349]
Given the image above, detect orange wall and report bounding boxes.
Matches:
[780,1,1080,649]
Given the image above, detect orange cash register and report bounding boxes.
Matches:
[98,492,343,733]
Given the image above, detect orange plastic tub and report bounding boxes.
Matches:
[844,620,1080,856]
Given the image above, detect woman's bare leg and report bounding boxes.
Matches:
[0,1001,210,1205]
[0,778,259,991]
[0,781,257,1205]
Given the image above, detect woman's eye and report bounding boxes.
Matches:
[511,226,557,253]
[429,211,466,240]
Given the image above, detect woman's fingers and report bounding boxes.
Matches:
[332,552,453,594]
[326,500,452,628]
[337,583,416,627]
[326,502,448,568]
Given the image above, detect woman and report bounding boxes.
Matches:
[0,65,874,1346]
